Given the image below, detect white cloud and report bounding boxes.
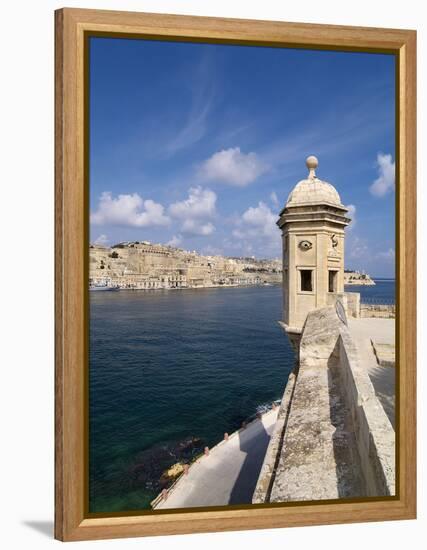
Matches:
[162,56,215,157]
[270,191,280,208]
[348,236,368,259]
[240,202,277,236]
[181,219,215,236]
[232,201,281,255]
[199,147,268,187]
[346,204,356,229]
[91,192,170,227]
[169,186,216,236]
[93,234,109,246]
[378,248,395,260]
[165,103,211,157]
[369,153,395,197]
[166,235,182,247]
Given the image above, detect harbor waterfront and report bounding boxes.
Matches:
[89,241,282,290]
[89,284,293,513]
[89,279,394,513]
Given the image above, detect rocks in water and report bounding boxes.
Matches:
[160,463,184,484]
[127,436,205,493]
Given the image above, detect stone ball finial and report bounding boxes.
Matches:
[306,155,318,178]
[306,155,318,170]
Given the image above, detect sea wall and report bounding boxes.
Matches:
[344,291,361,318]
[326,291,360,318]
[253,306,395,503]
[360,304,395,318]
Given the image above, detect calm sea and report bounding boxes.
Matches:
[89,284,294,513]
[89,279,395,513]
[346,278,395,303]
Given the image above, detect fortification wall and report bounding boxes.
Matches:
[253,306,395,503]
[89,244,281,289]
[360,304,395,318]
[338,329,395,496]
[252,371,297,503]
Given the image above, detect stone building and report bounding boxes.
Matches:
[89,241,282,289]
[253,156,395,504]
[150,157,395,509]
[277,155,350,347]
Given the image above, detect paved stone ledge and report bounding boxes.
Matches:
[152,408,279,509]
[371,340,395,367]
[254,306,395,503]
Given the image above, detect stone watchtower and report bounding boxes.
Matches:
[277,156,351,348]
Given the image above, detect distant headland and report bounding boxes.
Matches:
[344,269,376,286]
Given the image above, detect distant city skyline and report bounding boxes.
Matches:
[89,37,396,278]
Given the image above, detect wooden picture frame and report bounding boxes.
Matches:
[55,7,416,541]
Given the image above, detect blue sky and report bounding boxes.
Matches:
[89,37,396,278]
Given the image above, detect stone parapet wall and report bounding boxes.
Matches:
[338,329,395,496]
[253,306,395,503]
[344,291,361,318]
[252,371,297,503]
[361,304,395,318]
[326,291,360,318]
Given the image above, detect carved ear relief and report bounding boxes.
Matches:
[331,234,339,248]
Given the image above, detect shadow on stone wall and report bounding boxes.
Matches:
[366,366,395,428]
[327,340,366,499]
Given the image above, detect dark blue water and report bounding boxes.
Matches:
[345,279,395,304]
[89,285,294,513]
[89,280,395,513]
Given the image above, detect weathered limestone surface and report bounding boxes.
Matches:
[253,306,395,504]
[252,371,297,503]
[338,328,395,496]
[259,156,395,505]
[361,304,395,318]
[372,341,395,368]
[348,318,395,428]
[277,156,351,333]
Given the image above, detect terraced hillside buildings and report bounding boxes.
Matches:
[89,241,282,290]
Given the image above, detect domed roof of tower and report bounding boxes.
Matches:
[286,156,343,208]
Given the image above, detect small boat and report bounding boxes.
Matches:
[89,282,120,291]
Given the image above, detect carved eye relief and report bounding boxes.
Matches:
[299,240,312,251]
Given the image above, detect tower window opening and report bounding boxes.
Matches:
[300,269,313,292]
[328,270,338,293]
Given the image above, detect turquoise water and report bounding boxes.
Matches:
[89,284,294,513]
[89,280,395,513]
